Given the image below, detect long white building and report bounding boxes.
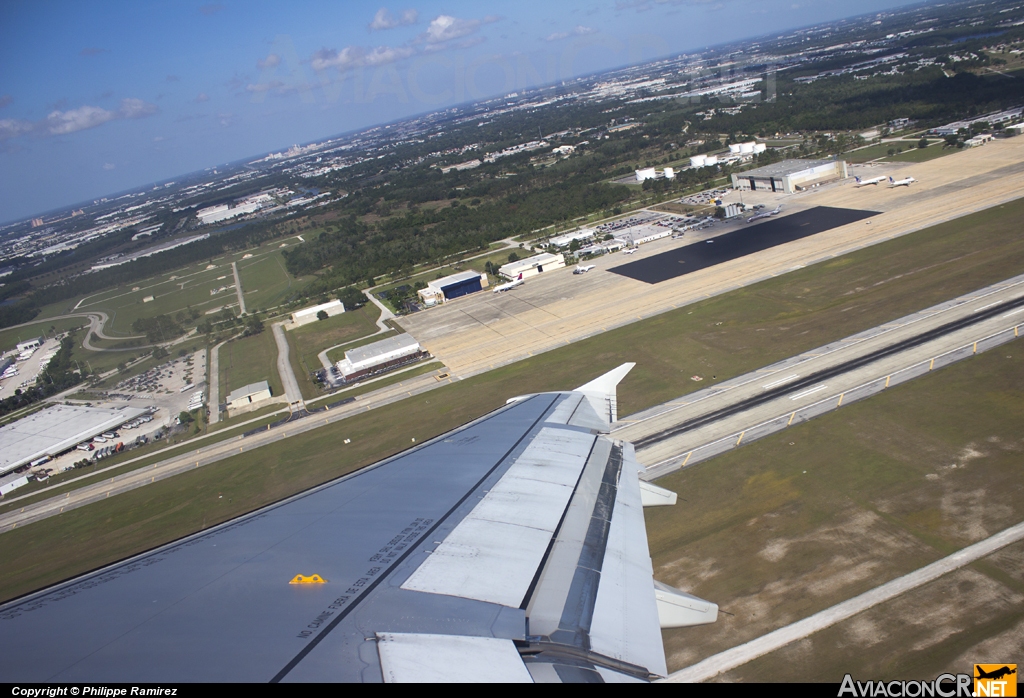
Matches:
[498,252,565,280]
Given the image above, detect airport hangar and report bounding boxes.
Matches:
[334,333,427,383]
[731,158,848,193]
[417,271,489,306]
[0,404,148,477]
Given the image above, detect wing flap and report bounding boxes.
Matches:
[377,633,533,683]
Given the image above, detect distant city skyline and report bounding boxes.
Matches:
[1,0,922,222]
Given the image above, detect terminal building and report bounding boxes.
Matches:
[0,404,148,477]
[731,159,848,193]
[498,252,565,280]
[416,271,489,307]
[225,381,273,413]
[334,333,426,383]
[290,299,345,327]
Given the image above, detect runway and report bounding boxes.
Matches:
[610,207,878,284]
[608,273,1024,476]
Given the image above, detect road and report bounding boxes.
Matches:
[609,273,1024,476]
[663,518,1024,682]
[271,321,303,411]
[231,262,246,316]
[206,337,231,425]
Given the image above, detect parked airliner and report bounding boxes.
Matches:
[493,273,524,293]
[747,204,782,223]
[889,176,917,187]
[855,175,886,186]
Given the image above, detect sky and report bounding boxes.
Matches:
[0,0,923,222]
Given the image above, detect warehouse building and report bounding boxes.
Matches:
[416,271,489,307]
[16,338,42,352]
[731,159,848,193]
[225,381,273,412]
[290,299,345,327]
[0,404,148,476]
[498,252,565,280]
[334,333,426,383]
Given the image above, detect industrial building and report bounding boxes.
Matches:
[498,252,565,280]
[0,404,148,476]
[731,159,848,193]
[416,271,489,306]
[290,299,345,327]
[548,230,594,249]
[334,333,426,383]
[225,381,272,412]
[16,338,42,352]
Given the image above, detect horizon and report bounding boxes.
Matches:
[1,0,923,223]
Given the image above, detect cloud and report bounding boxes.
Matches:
[102,163,115,170]
[257,53,281,70]
[245,81,284,93]
[0,119,34,140]
[369,7,418,30]
[422,15,485,44]
[218,112,237,127]
[199,4,224,16]
[166,74,180,82]
[118,97,158,119]
[80,47,109,57]
[0,97,158,140]
[309,44,414,72]
[44,105,118,135]
[0,95,12,109]
[544,25,597,41]
[194,92,209,103]
[153,135,165,142]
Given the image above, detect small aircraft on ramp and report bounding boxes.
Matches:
[492,273,524,293]
[747,204,782,223]
[573,265,595,274]
[889,176,917,187]
[854,175,886,186]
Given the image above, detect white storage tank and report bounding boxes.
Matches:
[729,144,742,154]
[740,142,755,154]
[704,155,719,166]
[689,155,706,168]
[663,167,675,179]
[753,143,766,153]
[635,167,658,182]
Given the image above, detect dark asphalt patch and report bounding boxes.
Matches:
[608,206,880,284]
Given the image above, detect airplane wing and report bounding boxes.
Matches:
[0,364,716,683]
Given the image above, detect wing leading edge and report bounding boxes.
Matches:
[0,363,716,683]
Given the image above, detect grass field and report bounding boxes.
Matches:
[289,305,381,370]
[218,329,283,400]
[0,317,89,352]
[652,345,1024,677]
[846,141,951,164]
[236,248,314,312]
[3,196,1024,603]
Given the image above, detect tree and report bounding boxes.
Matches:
[152,346,168,360]
[316,309,329,321]
[917,138,929,149]
[568,238,582,253]
[178,411,193,425]
[336,286,366,309]
[244,315,265,336]
[507,252,519,263]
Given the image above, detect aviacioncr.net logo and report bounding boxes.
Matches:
[839,673,973,697]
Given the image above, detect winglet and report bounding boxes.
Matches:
[574,362,635,424]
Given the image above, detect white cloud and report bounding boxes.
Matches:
[423,15,481,44]
[309,44,414,72]
[0,118,34,141]
[118,98,158,119]
[102,163,115,170]
[44,105,117,135]
[257,53,281,70]
[0,97,157,140]
[544,25,597,41]
[369,7,418,30]
[194,92,209,103]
